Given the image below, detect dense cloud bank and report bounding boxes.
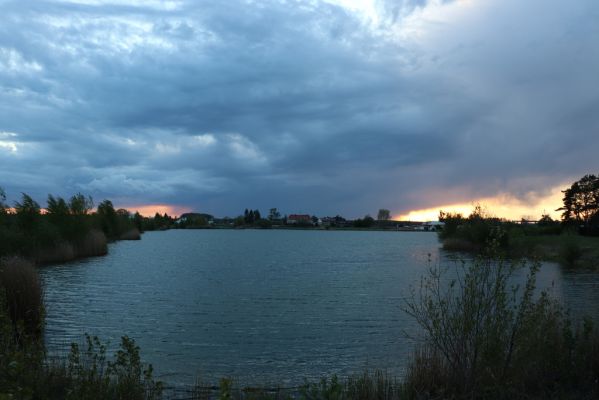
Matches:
[1,0,598,217]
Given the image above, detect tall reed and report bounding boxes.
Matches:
[76,229,108,258]
[0,256,44,341]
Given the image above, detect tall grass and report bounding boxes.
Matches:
[75,229,108,258]
[120,228,142,240]
[36,241,77,264]
[33,229,108,264]
[0,256,44,341]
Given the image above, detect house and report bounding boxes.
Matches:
[423,221,445,231]
[321,215,348,227]
[287,214,312,225]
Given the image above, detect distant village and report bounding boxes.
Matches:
[166,207,446,232]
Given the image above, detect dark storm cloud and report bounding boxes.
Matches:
[1,0,598,217]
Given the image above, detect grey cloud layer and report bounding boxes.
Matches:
[1,0,598,216]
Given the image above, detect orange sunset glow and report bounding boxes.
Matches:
[396,185,565,222]
[122,204,192,218]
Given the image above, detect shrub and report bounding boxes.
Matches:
[51,334,163,400]
[255,219,273,229]
[403,244,599,398]
[36,241,77,264]
[345,370,400,400]
[442,238,478,252]
[75,229,108,258]
[0,256,44,341]
[120,228,142,240]
[560,240,582,267]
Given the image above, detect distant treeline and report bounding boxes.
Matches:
[168,208,399,230]
[0,189,144,264]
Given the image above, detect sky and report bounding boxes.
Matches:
[1,0,598,220]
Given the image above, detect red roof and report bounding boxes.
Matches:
[288,214,311,220]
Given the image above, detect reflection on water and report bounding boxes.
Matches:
[38,230,599,385]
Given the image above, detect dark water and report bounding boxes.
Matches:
[38,230,599,386]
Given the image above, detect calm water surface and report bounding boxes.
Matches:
[39,230,599,386]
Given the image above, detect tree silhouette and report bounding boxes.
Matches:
[377,209,391,221]
[558,174,599,227]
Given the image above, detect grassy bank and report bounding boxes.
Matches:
[439,208,599,268]
[508,233,599,267]
[2,247,599,399]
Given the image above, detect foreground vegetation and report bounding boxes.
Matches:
[2,242,599,398]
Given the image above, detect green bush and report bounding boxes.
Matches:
[66,334,163,400]
[403,244,599,398]
[560,240,582,267]
[439,208,508,251]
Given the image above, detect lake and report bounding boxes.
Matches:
[39,230,599,387]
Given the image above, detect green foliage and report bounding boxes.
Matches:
[559,239,582,267]
[234,216,245,227]
[531,213,562,235]
[97,200,119,239]
[107,336,163,399]
[439,206,507,250]
[298,372,402,400]
[438,211,464,239]
[133,212,144,232]
[353,215,375,228]
[559,174,599,223]
[14,193,41,231]
[0,253,162,399]
[377,209,391,221]
[219,377,233,400]
[300,376,344,400]
[345,370,400,400]
[46,195,70,220]
[69,193,94,216]
[0,188,144,262]
[403,244,599,398]
[256,218,273,228]
[268,208,281,221]
[243,209,262,225]
[149,213,174,230]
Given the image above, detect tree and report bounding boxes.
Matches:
[377,209,391,221]
[234,216,245,226]
[268,208,281,220]
[69,193,94,216]
[133,212,143,232]
[46,194,71,232]
[14,193,41,230]
[558,174,599,226]
[0,187,7,222]
[47,195,69,216]
[97,200,118,238]
[353,215,375,228]
[253,209,261,221]
[256,218,272,229]
[537,213,554,226]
